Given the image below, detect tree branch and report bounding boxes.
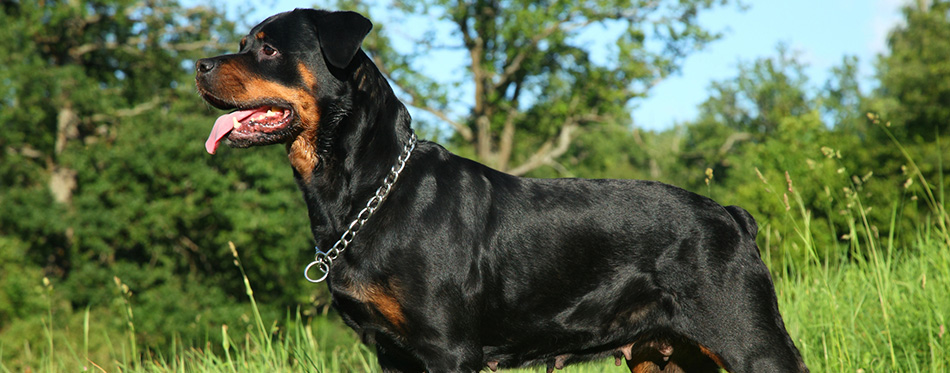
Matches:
[495,18,596,92]
[507,120,580,176]
[470,32,490,160]
[718,132,752,155]
[495,22,560,89]
[6,145,44,159]
[88,97,161,123]
[496,106,520,171]
[370,54,473,141]
[69,38,219,60]
[464,1,495,162]
[506,93,609,176]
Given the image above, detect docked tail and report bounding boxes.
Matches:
[725,205,758,238]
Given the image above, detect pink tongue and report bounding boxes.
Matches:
[205,109,258,154]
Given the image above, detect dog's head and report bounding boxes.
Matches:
[195,9,372,157]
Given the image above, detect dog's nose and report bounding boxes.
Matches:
[196,58,216,74]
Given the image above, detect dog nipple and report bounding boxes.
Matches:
[658,343,673,361]
[619,343,633,360]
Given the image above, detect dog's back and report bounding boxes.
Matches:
[196,9,808,372]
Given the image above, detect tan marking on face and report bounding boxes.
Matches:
[298,62,317,88]
[356,64,371,90]
[287,126,319,180]
[255,31,266,40]
[240,36,247,48]
[287,63,320,180]
[210,60,320,179]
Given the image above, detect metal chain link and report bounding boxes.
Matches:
[304,131,417,283]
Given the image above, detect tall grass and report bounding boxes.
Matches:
[2,149,949,372]
[760,128,950,372]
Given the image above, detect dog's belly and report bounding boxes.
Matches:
[324,164,757,371]
[465,178,725,369]
[477,270,675,369]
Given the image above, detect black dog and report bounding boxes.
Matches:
[195,9,808,373]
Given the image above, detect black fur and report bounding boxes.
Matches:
[196,9,808,373]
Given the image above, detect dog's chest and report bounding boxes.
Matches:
[330,279,409,338]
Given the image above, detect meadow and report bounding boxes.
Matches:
[3,147,948,373]
[4,1,950,371]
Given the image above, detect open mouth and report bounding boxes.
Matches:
[205,105,296,154]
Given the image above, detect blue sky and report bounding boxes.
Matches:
[632,0,907,130]
[221,0,908,131]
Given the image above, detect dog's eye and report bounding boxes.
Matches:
[261,45,278,57]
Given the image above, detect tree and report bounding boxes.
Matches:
[0,0,317,356]
[0,0,232,270]
[1,0,233,203]
[868,0,950,243]
[875,0,950,141]
[821,56,866,135]
[678,45,816,177]
[334,0,734,175]
[670,48,872,260]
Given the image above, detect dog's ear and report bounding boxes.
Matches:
[316,11,373,69]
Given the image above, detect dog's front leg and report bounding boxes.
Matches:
[375,334,426,373]
[372,331,483,373]
[412,342,484,373]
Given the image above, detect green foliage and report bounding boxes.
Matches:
[822,55,866,135]
[332,0,734,174]
[875,0,950,142]
[0,0,321,361]
[0,237,46,326]
[667,49,844,255]
[2,0,950,370]
[660,39,949,263]
[4,164,950,372]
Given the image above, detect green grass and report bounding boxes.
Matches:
[768,210,950,372]
[5,216,949,372]
[3,160,949,372]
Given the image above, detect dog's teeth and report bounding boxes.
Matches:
[262,107,282,118]
[233,117,242,129]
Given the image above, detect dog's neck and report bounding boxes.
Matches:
[294,51,415,247]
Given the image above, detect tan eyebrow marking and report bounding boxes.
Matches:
[255,31,266,40]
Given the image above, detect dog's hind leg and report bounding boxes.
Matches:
[670,249,808,373]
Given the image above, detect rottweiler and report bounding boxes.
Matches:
[195,8,809,373]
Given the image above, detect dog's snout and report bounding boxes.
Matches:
[196,58,216,74]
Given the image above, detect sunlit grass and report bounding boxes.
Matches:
[3,144,949,372]
[4,226,949,372]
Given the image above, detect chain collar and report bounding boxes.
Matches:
[304,131,418,283]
